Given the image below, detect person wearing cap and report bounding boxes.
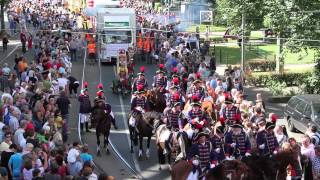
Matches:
[92,91,118,130]
[187,77,205,102]
[132,66,148,93]
[219,96,241,126]
[188,132,217,177]
[224,122,251,159]
[165,86,183,110]
[210,126,226,162]
[187,95,208,131]
[152,64,167,92]
[78,87,91,133]
[163,101,184,132]
[131,84,149,114]
[167,76,181,91]
[256,118,279,157]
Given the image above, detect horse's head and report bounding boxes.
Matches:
[206,160,249,180]
[242,155,278,180]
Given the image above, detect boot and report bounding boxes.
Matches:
[85,122,90,132]
[112,118,118,130]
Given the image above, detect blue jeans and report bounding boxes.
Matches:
[70,49,77,61]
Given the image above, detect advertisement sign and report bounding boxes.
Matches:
[101,43,129,59]
[200,11,213,23]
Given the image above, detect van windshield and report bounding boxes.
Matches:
[101,31,132,44]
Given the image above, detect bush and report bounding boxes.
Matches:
[303,59,320,94]
[267,81,287,96]
[246,72,312,87]
[247,60,276,72]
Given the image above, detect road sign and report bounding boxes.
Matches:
[200,11,213,23]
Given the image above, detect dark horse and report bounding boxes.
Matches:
[91,102,112,156]
[146,88,166,113]
[241,151,296,180]
[128,111,160,159]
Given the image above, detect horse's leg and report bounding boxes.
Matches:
[129,127,134,153]
[138,135,143,158]
[146,136,151,159]
[104,128,110,154]
[96,132,101,156]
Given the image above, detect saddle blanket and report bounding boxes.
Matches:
[129,116,136,127]
[159,129,171,143]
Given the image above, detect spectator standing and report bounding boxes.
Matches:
[2,35,8,51]
[56,90,70,142]
[78,88,91,132]
[312,146,320,179]
[8,146,23,180]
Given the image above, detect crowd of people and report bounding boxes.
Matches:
[0,0,319,179]
[0,0,117,179]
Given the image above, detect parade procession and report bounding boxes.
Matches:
[0,0,319,179]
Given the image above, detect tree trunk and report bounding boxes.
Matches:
[276,34,284,73]
[0,4,4,31]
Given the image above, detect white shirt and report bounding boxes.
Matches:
[68,148,80,163]
[14,128,25,146]
[57,77,69,89]
[301,144,316,160]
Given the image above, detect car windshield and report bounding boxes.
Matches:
[102,31,132,44]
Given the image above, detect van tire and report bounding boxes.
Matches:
[287,118,297,132]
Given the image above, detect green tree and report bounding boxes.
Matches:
[264,0,320,72]
[215,0,266,34]
[0,0,11,35]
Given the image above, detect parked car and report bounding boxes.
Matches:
[284,95,320,133]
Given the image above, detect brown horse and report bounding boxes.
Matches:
[146,88,166,113]
[241,151,296,180]
[91,104,112,156]
[206,160,250,180]
[171,159,249,180]
[155,124,192,170]
[128,111,161,159]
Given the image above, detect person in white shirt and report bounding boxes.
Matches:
[14,120,27,147]
[301,135,316,160]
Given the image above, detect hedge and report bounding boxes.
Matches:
[247,60,276,72]
[246,72,312,87]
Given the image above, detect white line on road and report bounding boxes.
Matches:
[113,65,142,174]
[0,44,19,63]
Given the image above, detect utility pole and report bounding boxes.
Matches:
[241,12,245,83]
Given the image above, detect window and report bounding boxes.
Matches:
[101,31,132,44]
[313,104,320,119]
[295,101,306,114]
[288,97,299,107]
[304,105,312,118]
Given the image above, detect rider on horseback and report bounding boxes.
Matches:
[94,89,118,130]
[187,76,205,102]
[188,132,218,178]
[117,49,129,92]
[157,101,184,155]
[225,121,251,159]
[219,96,241,126]
[256,116,279,157]
[132,66,148,93]
[129,85,149,127]
[187,95,208,131]
[152,64,167,93]
[210,126,226,162]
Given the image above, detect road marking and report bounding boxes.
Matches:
[0,44,19,63]
[113,65,142,175]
